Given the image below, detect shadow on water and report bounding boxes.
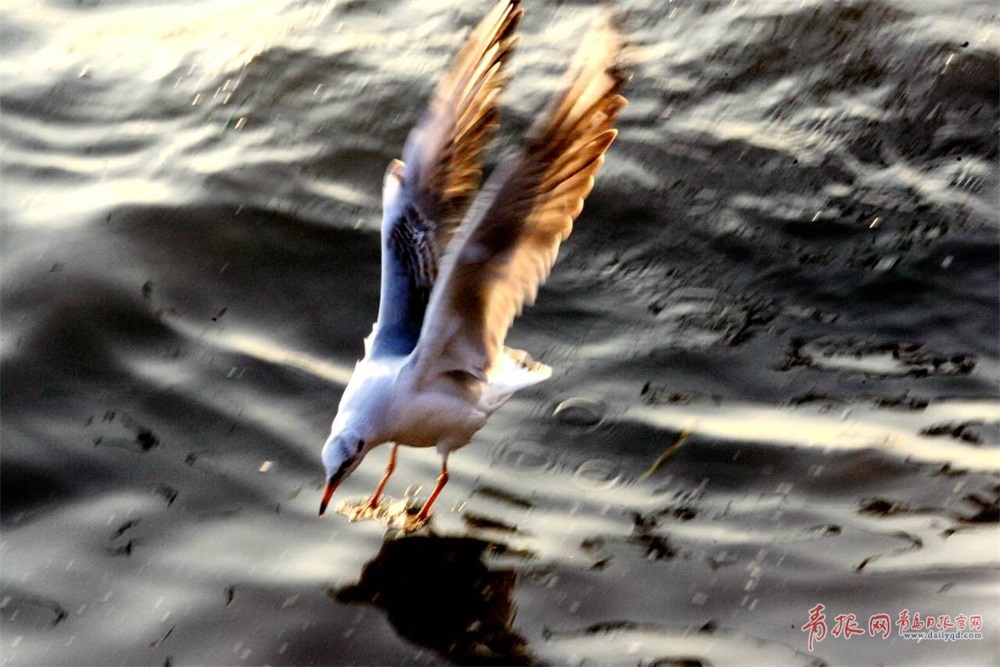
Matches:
[331,535,532,665]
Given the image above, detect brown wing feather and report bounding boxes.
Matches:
[372,0,522,357]
[401,0,523,249]
[412,16,628,383]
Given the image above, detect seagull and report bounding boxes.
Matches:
[319,0,627,522]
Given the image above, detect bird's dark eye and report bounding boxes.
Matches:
[356,439,365,452]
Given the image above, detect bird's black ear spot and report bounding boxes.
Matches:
[333,458,351,482]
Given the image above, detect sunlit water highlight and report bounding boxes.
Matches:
[2,0,998,665]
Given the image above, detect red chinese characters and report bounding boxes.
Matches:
[802,604,828,651]
[868,613,892,639]
[896,609,911,633]
[805,605,984,650]
[832,614,865,640]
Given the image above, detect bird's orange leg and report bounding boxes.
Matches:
[415,457,449,522]
[366,444,398,509]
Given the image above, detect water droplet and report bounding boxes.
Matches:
[572,459,621,490]
[523,566,565,589]
[553,397,606,427]
[874,256,897,272]
[493,441,556,475]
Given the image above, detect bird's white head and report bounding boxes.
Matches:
[318,358,395,516]
[318,427,369,516]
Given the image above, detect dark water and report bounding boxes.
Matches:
[2,0,998,665]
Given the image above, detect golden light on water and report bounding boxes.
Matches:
[9,0,337,78]
[165,318,356,388]
[630,399,999,471]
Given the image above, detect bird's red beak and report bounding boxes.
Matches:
[318,478,339,517]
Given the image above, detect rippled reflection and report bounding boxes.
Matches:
[333,536,532,665]
[3,0,998,665]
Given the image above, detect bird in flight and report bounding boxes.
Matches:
[319,0,627,523]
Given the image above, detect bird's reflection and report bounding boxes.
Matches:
[332,535,532,665]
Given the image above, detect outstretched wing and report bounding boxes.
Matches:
[369,0,522,358]
[409,16,628,384]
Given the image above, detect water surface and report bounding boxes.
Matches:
[2,0,998,665]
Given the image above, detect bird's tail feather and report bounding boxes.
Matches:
[480,347,551,412]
